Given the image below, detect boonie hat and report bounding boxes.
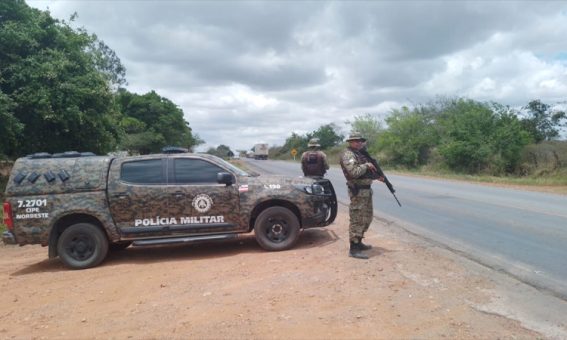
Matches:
[345,132,366,142]
[307,138,321,147]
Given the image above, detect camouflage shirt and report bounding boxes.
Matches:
[301,150,329,177]
[340,148,373,185]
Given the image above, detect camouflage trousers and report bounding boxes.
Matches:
[348,188,373,242]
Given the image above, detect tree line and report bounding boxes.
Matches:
[270,123,344,157]
[0,0,202,159]
[2,1,565,177]
[274,97,566,176]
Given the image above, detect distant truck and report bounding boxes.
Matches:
[253,143,269,160]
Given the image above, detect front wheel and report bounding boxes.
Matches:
[254,207,300,251]
[57,223,109,269]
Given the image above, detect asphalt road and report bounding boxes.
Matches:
[244,158,567,300]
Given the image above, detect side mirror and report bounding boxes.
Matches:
[217,172,234,186]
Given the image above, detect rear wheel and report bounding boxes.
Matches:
[57,223,109,269]
[254,207,300,251]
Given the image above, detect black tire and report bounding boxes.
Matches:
[254,207,300,251]
[109,241,132,251]
[57,223,109,269]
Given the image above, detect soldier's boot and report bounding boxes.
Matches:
[358,238,372,251]
[349,242,369,259]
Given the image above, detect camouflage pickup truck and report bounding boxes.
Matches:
[2,150,337,269]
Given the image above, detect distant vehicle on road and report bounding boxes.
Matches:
[254,143,269,160]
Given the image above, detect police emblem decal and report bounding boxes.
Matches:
[192,194,213,213]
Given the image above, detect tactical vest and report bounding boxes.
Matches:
[340,148,371,181]
[302,151,326,177]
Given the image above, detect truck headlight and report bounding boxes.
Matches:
[297,183,324,195]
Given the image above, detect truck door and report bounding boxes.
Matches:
[107,158,169,234]
[167,157,241,235]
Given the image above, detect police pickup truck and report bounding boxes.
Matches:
[2,149,337,269]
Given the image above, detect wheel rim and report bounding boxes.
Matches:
[65,233,95,261]
[265,216,289,243]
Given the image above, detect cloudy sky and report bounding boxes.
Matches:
[27,1,567,151]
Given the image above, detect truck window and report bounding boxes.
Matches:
[120,159,164,184]
[173,159,224,184]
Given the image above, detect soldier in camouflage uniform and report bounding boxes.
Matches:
[340,132,378,259]
[301,138,329,178]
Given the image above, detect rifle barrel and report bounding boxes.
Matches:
[392,192,402,207]
[361,148,402,207]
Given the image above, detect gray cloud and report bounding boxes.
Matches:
[28,0,567,151]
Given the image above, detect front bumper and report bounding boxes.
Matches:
[303,179,337,228]
[2,231,17,245]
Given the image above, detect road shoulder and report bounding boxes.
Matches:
[2,205,565,338]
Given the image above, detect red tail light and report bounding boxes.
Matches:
[3,202,13,231]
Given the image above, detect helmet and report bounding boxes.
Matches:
[345,132,366,142]
[307,138,321,147]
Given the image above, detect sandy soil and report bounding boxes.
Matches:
[0,205,544,339]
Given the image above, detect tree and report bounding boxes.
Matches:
[378,106,438,167]
[436,99,495,173]
[345,113,382,152]
[280,132,308,155]
[88,37,127,89]
[436,99,530,174]
[215,144,232,158]
[274,123,343,159]
[120,130,165,155]
[116,89,200,154]
[521,100,566,143]
[205,144,233,158]
[0,91,23,158]
[311,123,344,149]
[490,104,531,173]
[0,0,124,157]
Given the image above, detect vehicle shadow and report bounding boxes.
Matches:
[11,258,65,275]
[295,228,340,249]
[103,235,263,266]
[11,228,340,275]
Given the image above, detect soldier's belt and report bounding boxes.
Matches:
[346,183,371,196]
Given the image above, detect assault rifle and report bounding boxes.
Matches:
[359,148,402,207]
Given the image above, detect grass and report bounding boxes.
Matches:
[274,155,567,195]
[392,168,567,195]
[228,159,253,172]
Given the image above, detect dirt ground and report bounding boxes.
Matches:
[0,205,546,339]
